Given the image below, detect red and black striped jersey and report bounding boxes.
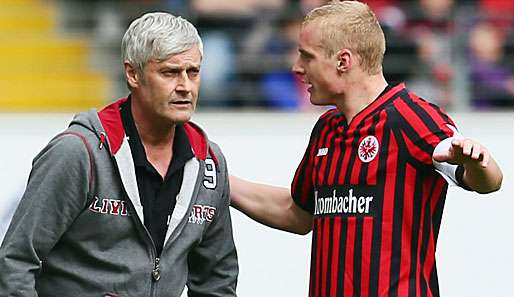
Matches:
[292,83,457,297]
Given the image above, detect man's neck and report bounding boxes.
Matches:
[130,101,176,178]
[335,73,388,123]
[131,101,175,148]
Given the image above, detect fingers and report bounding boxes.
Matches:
[480,150,490,168]
[452,138,490,167]
[451,138,461,147]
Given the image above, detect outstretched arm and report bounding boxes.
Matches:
[432,138,502,193]
[229,175,312,235]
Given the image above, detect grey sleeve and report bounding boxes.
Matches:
[187,152,238,297]
[0,134,91,296]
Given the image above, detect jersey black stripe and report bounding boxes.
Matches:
[419,197,433,297]
[368,125,392,297]
[408,172,425,297]
[429,265,440,297]
[432,183,448,242]
[314,218,322,297]
[309,219,318,297]
[336,220,349,296]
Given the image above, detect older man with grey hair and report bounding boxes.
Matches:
[0,12,238,297]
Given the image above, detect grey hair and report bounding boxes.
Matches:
[121,12,203,75]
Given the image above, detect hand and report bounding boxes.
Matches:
[432,138,490,168]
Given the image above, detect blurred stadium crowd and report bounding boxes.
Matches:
[2,0,514,111]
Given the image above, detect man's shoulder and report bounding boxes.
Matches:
[380,90,454,134]
[313,108,340,128]
[318,108,339,121]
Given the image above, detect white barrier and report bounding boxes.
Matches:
[1,111,512,297]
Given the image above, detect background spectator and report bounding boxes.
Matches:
[404,0,456,108]
[468,21,514,108]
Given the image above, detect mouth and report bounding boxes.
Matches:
[169,100,192,107]
[305,82,313,92]
[300,78,313,90]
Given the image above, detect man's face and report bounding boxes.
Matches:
[292,21,340,106]
[132,45,202,125]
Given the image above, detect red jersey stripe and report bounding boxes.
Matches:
[330,217,342,297]
[344,217,357,296]
[398,163,417,296]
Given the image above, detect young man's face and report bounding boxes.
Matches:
[131,45,202,125]
[292,21,339,106]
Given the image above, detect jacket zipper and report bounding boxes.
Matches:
[152,257,161,281]
[150,256,161,297]
[145,230,159,297]
[125,203,160,297]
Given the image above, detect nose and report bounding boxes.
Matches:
[176,72,192,93]
[291,56,304,76]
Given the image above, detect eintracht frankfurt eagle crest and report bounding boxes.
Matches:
[358,135,379,163]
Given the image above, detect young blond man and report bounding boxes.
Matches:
[231,1,502,296]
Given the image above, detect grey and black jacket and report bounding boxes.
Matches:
[0,98,238,297]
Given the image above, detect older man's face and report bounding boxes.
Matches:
[131,45,202,125]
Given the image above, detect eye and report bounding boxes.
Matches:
[161,68,180,77]
[188,68,200,78]
[300,54,312,62]
[299,49,314,62]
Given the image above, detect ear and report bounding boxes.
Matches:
[124,61,140,89]
[336,49,352,73]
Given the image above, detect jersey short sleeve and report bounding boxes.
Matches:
[291,112,332,214]
[394,92,457,166]
[291,141,315,213]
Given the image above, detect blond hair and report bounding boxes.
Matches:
[304,0,385,74]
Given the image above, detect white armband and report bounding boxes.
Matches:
[432,126,464,186]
